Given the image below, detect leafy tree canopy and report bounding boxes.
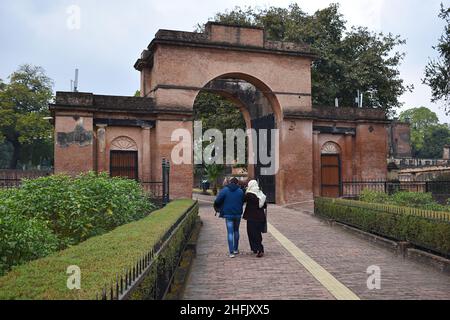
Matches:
[0,65,54,169]
[399,106,450,158]
[423,4,450,111]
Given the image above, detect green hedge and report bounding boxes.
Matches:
[0,199,197,300]
[315,198,450,257]
[0,173,156,275]
[360,189,450,211]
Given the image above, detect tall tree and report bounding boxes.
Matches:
[203,3,410,116]
[399,106,449,158]
[0,65,54,169]
[423,4,450,111]
[420,124,450,158]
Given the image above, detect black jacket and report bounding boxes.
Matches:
[243,193,267,222]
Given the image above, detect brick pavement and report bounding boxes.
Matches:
[183,196,450,300]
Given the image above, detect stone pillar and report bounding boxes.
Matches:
[443,145,450,160]
[96,124,107,173]
[279,119,314,204]
[344,132,354,180]
[312,130,321,197]
[141,125,152,181]
[154,119,193,199]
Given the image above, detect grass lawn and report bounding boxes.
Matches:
[0,199,196,300]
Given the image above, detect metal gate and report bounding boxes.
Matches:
[251,113,276,203]
[110,151,138,180]
[321,154,341,197]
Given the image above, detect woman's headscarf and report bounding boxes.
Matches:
[246,180,267,209]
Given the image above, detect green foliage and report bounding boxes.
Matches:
[0,173,156,275]
[420,124,450,158]
[194,92,246,133]
[390,192,439,209]
[315,198,450,256]
[399,107,450,158]
[205,3,410,114]
[0,211,59,276]
[423,4,450,111]
[0,142,13,168]
[359,189,389,203]
[360,189,449,212]
[0,200,197,300]
[204,164,225,195]
[0,65,54,169]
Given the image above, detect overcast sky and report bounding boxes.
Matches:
[0,0,447,122]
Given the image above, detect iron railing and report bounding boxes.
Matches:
[0,170,52,189]
[342,180,450,201]
[140,159,171,207]
[97,201,198,300]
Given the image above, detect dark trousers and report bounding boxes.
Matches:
[247,220,265,253]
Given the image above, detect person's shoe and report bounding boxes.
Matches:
[233,250,240,255]
[229,254,236,258]
[253,250,258,254]
[256,251,264,258]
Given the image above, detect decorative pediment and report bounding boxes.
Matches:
[321,142,341,154]
[111,136,138,151]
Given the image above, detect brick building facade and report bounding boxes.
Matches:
[50,22,391,204]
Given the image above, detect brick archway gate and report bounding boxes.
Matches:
[51,22,389,205]
[134,22,316,204]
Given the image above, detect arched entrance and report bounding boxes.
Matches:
[192,75,279,202]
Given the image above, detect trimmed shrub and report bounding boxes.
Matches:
[0,199,197,300]
[360,189,450,212]
[360,189,389,203]
[315,198,450,257]
[0,172,156,275]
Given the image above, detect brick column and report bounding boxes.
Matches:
[313,130,321,197]
[96,124,107,173]
[344,132,355,181]
[141,125,151,181]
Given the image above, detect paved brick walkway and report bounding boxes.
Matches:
[183,196,450,300]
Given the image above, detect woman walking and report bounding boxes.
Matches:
[243,180,267,258]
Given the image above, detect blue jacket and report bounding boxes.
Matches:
[214,183,244,219]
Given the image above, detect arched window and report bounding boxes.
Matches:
[321,141,341,155]
[111,136,138,151]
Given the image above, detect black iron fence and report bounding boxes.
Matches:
[0,170,52,189]
[342,180,450,203]
[140,159,171,207]
[97,201,199,300]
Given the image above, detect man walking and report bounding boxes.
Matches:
[214,178,244,258]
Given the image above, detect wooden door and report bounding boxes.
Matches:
[110,151,138,180]
[321,154,341,197]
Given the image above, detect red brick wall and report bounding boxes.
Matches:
[54,114,95,176]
